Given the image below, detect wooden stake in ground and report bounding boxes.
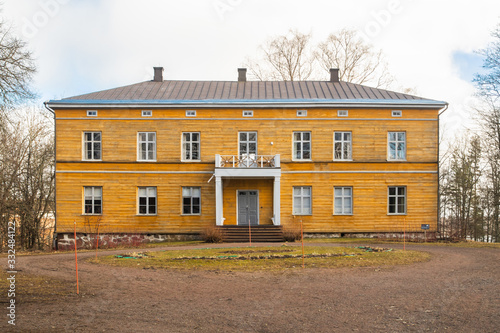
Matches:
[74,220,79,295]
[403,217,406,251]
[301,219,305,269]
[95,222,100,260]
[248,207,252,246]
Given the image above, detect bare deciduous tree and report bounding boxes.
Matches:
[315,29,393,88]
[246,29,315,81]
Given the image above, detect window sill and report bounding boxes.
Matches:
[181,160,201,163]
[333,214,353,216]
[82,159,102,162]
[181,214,201,216]
[387,213,407,216]
[333,159,353,162]
[291,159,313,162]
[292,214,312,216]
[136,214,157,216]
[137,160,157,162]
[387,159,407,162]
[82,214,102,216]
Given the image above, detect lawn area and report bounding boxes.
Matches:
[304,237,500,248]
[92,245,430,272]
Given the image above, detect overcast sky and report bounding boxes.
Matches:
[3,0,500,134]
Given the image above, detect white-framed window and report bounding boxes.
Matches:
[388,132,406,160]
[182,132,200,161]
[137,132,156,161]
[142,110,152,117]
[392,110,402,117]
[334,131,352,160]
[334,187,352,215]
[83,132,101,160]
[293,131,311,160]
[87,110,97,117]
[186,110,196,117]
[182,187,201,215]
[84,186,102,215]
[138,187,157,215]
[388,186,406,214]
[293,186,312,215]
[297,110,307,117]
[338,110,348,117]
[243,110,254,117]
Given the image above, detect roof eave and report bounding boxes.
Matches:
[46,99,448,110]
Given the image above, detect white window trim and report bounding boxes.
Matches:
[87,110,97,117]
[338,110,348,117]
[181,132,201,162]
[334,187,353,215]
[292,131,312,161]
[392,110,402,117]
[387,131,406,161]
[137,132,157,162]
[293,186,312,215]
[182,187,201,215]
[387,186,407,215]
[142,110,152,117]
[82,132,102,161]
[137,186,157,216]
[238,131,258,158]
[333,131,352,161]
[186,110,196,117]
[83,186,102,215]
[297,110,307,117]
[243,110,254,117]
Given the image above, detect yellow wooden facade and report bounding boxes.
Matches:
[53,107,440,234]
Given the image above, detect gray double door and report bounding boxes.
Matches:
[237,191,259,226]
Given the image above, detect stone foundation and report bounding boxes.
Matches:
[56,233,201,251]
[305,232,437,242]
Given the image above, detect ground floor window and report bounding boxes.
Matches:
[84,186,102,214]
[334,187,352,215]
[388,186,406,214]
[138,187,157,215]
[182,187,201,215]
[293,186,312,215]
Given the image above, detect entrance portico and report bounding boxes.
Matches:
[214,154,281,226]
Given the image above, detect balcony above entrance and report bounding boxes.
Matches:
[214,154,281,178]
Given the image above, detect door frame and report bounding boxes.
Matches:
[236,189,260,226]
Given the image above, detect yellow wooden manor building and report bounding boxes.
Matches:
[46,67,447,248]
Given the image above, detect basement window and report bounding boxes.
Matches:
[392,110,402,117]
[338,110,348,117]
[186,110,197,117]
[142,110,152,117]
[243,110,254,117]
[297,110,307,117]
[87,110,97,117]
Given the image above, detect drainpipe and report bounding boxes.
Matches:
[437,103,449,238]
[44,101,57,250]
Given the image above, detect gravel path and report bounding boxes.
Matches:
[3,242,500,332]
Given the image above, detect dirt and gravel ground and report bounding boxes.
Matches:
[2,242,500,332]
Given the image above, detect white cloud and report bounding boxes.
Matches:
[2,0,500,136]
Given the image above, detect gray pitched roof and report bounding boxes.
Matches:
[48,80,447,109]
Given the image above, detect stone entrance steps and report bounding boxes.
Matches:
[220,225,284,243]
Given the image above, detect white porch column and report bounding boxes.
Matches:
[273,176,281,225]
[215,176,224,225]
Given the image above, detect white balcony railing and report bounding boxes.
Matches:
[215,154,280,168]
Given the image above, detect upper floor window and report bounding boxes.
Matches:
[83,132,101,160]
[297,110,307,117]
[138,187,157,215]
[138,132,156,161]
[142,110,152,117]
[338,110,348,117]
[392,110,402,117]
[182,132,200,161]
[388,132,406,161]
[243,110,254,117]
[388,186,406,214]
[334,132,352,160]
[293,186,312,215]
[334,187,352,215]
[182,187,201,215]
[293,131,311,160]
[186,110,196,117]
[87,110,97,117]
[84,186,102,215]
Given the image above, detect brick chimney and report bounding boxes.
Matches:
[153,67,164,82]
[330,68,339,82]
[238,68,247,82]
